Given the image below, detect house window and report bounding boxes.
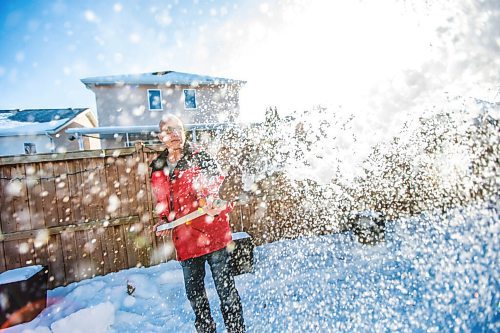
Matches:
[24,143,36,154]
[147,89,163,110]
[183,89,197,109]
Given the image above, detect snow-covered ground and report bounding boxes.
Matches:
[7,202,498,333]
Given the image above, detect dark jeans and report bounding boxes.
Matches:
[180,248,245,333]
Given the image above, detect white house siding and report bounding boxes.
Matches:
[91,84,241,127]
[0,135,53,156]
[51,126,96,152]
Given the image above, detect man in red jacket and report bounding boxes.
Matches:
[151,115,245,333]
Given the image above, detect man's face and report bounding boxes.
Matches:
[158,118,185,150]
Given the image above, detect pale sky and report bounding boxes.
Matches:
[0,0,498,123]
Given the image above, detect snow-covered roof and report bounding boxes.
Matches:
[81,71,246,87]
[0,108,90,137]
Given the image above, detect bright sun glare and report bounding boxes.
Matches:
[234,0,468,123]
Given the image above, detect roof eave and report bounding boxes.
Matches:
[0,131,48,137]
[83,81,246,86]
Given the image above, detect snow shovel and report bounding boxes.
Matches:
[155,199,227,232]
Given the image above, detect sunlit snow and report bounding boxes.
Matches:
[5,203,497,332]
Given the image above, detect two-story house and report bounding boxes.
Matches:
[72,71,246,149]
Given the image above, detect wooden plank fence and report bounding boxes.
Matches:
[0,144,285,289]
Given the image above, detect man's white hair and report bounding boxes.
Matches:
[159,114,184,129]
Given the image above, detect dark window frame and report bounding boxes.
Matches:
[147,89,163,111]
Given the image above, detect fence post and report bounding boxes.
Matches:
[134,142,156,266]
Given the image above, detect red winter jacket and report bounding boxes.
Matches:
[150,144,233,261]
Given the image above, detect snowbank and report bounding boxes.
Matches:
[5,202,497,332]
[50,302,114,333]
